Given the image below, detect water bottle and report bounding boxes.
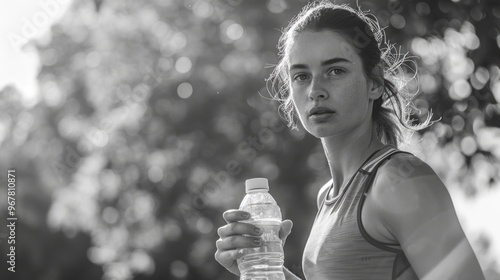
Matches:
[237,178,285,280]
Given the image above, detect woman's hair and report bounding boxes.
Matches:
[268,1,432,147]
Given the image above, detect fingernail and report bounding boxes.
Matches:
[241,212,250,219]
[253,238,261,245]
[254,227,262,234]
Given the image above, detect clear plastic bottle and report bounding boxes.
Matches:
[237,178,285,280]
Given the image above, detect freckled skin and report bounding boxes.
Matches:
[287,30,381,139]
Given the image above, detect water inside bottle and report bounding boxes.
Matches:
[237,218,284,279]
[238,252,284,280]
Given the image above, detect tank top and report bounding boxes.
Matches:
[302,145,419,280]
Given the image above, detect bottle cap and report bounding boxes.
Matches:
[245,178,269,193]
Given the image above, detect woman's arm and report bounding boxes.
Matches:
[372,154,485,280]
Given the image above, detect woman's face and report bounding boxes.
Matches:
[287,30,381,139]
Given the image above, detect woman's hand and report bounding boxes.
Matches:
[214,209,293,276]
[215,210,262,276]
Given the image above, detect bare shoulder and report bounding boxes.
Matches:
[369,153,485,279]
[369,152,455,231]
[376,152,439,186]
[372,152,449,198]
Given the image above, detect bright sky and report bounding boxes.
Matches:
[0,0,73,107]
[449,185,500,271]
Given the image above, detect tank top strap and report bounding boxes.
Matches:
[360,145,403,174]
[322,145,403,206]
[358,145,414,251]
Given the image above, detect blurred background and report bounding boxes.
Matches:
[0,0,499,279]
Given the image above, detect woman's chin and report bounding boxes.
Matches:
[305,127,336,139]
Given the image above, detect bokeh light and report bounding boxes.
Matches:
[177,82,193,99]
[175,57,192,74]
[390,14,406,29]
[226,23,244,41]
[193,1,214,19]
[267,0,287,14]
[86,51,102,68]
[170,260,188,278]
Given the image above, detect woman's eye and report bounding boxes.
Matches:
[328,68,345,75]
[293,74,309,81]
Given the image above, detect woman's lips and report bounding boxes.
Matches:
[309,112,335,121]
[308,106,335,119]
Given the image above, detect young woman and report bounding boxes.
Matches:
[215,2,485,279]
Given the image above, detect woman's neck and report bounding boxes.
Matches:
[321,124,384,195]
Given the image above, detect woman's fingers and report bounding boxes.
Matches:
[217,221,262,238]
[215,210,292,277]
[215,209,262,277]
[222,209,251,223]
[216,235,262,251]
[214,249,239,265]
[216,210,263,251]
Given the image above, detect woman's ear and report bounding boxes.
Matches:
[368,65,384,100]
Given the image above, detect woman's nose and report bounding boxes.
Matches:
[308,77,328,100]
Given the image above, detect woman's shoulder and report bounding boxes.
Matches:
[370,151,452,213]
[378,151,437,181]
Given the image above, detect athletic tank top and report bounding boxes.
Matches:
[302,145,419,280]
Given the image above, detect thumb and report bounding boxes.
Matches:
[279,219,293,242]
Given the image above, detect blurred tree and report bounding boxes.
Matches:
[0,0,499,279]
